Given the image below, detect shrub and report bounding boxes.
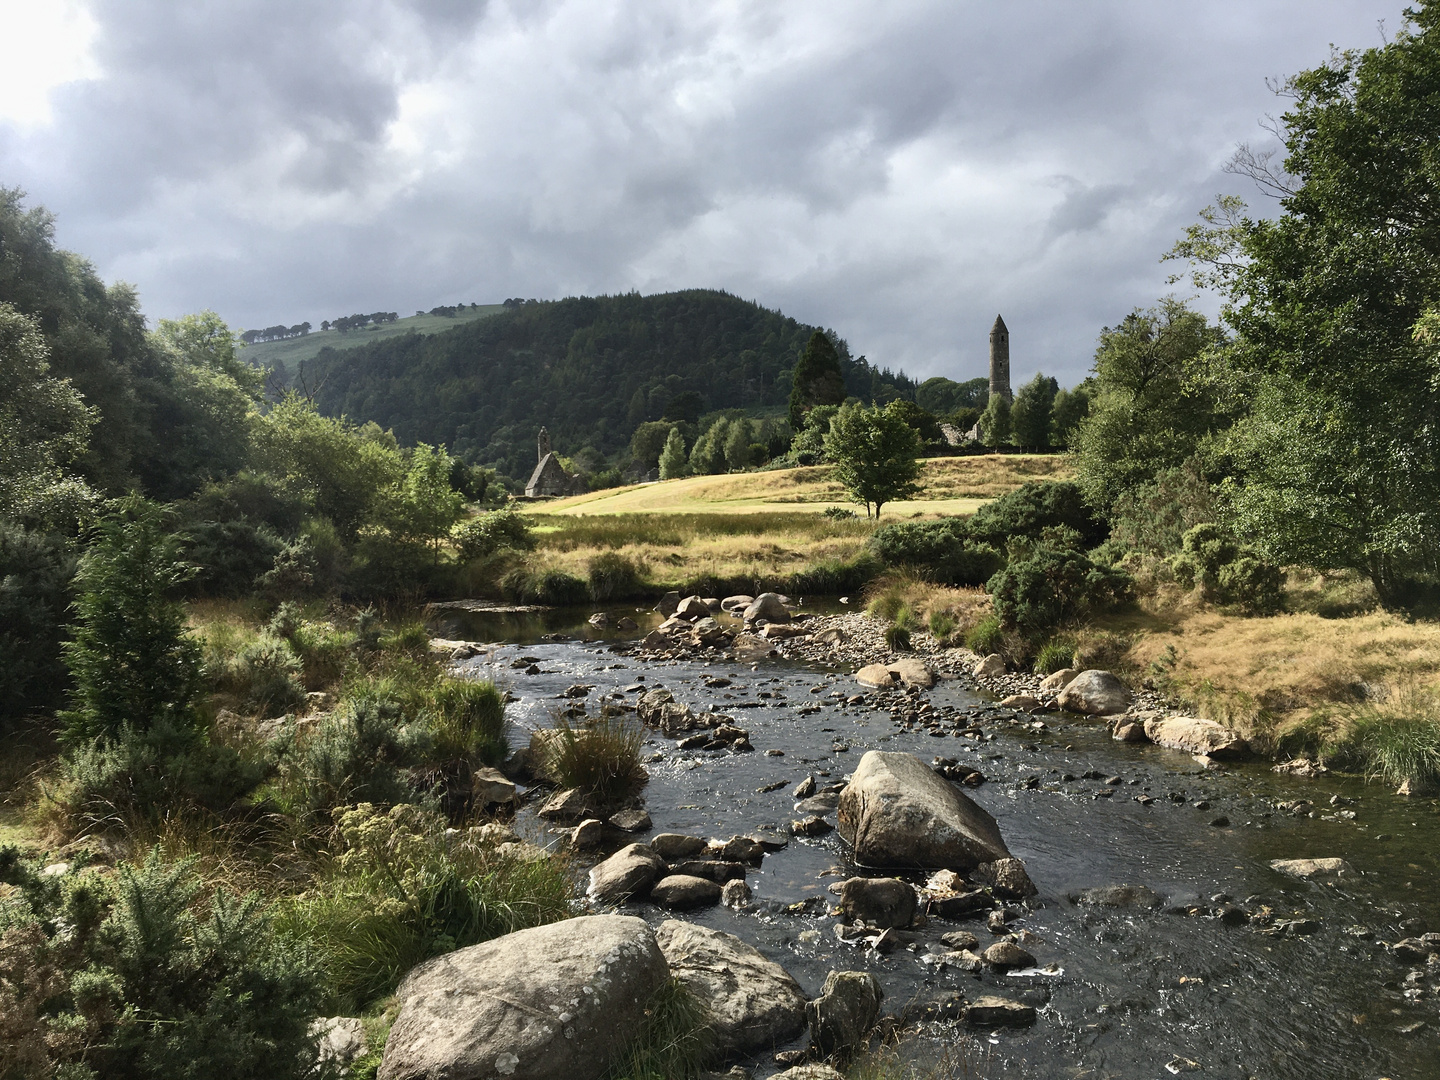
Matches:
[423,678,507,765]
[298,697,431,813]
[867,518,1003,586]
[1033,636,1077,675]
[182,518,285,597]
[283,803,570,1007]
[288,618,355,689]
[787,551,882,595]
[59,720,270,824]
[0,521,75,727]
[928,609,958,642]
[966,480,1108,549]
[1169,523,1284,614]
[0,846,326,1080]
[500,566,589,605]
[588,551,648,601]
[964,614,1005,656]
[227,632,307,717]
[533,714,646,803]
[452,510,535,561]
[1322,683,1440,790]
[257,534,320,598]
[823,505,858,520]
[986,545,1132,640]
[61,498,206,746]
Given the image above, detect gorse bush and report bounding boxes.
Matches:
[0,846,325,1080]
[451,510,534,561]
[966,480,1109,550]
[227,632,307,717]
[867,518,1003,587]
[284,803,570,1008]
[298,696,431,813]
[1170,523,1284,614]
[986,542,1132,641]
[533,714,646,803]
[182,518,285,597]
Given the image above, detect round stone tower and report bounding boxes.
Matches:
[989,315,1012,403]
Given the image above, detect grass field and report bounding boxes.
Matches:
[530,454,1073,516]
[241,305,506,369]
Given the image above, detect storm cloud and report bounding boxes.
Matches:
[0,0,1403,387]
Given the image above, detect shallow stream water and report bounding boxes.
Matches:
[436,605,1440,1080]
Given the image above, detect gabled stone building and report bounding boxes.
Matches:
[524,427,587,498]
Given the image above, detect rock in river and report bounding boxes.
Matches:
[972,653,1006,678]
[805,970,882,1060]
[839,876,918,928]
[655,920,808,1058]
[1069,884,1164,908]
[973,857,1037,899]
[983,941,1036,970]
[743,593,791,624]
[1269,857,1355,881]
[650,874,722,909]
[964,996,1036,1027]
[1056,670,1131,715]
[1039,667,1079,691]
[838,751,1011,870]
[855,663,896,689]
[377,914,668,1080]
[587,843,667,904]
[1143,715,1250,759]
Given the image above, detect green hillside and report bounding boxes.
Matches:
[298,289,916,483]
[241,305,506,374]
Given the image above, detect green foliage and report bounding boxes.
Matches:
[1034,636,1077,675]
[0,300,97,525]
[788,329,848,430]
[284,803,570,1008]
[884,624,912,651]
[915,375,988,414]
[723,416,756,471]
[1169,523,1284,614]
[986,541,1132,640]
[422,678,507,766]
[499,565,589,605]
[1322,686,1440,790]
[823,505,857,520]
[61,499,205,746]
[927,609,957,642]
[886,399,943,446]
[1009,373,1058,449]
[533,714,646,803]
[1107,462,1215,555]
[824,400,924,518]
[630,420,675,470]
[785,551,882,595]
[788,403,839,465]
[220,631,307,717]
[182,517,286,597]
[867,518,1004,586]
[688,419,730,475]
[967,480,1109,550]
[1072,299,1229,513]
[588,551,648,600]
[977,393,1010,447]
[603,977,714,1080]
[0,846,326,1080]
[1049,384,1092,449]
[298,695,432,813]
[964,614,1005,656]
[385,443,465,557]
[657,426,689,479]
[452,509,535,561]
[0,522,75,726]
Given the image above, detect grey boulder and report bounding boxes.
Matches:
[838,877,917,929]
[650,874,722,909]
[743,593,790,623]
[377,915,668,1080]
[805,970,882,1059]
[587,843,667,904]
[1143,715,1250,759]
[1056,670,1131,715]
[655,920,808,1058]
[838,751,1011,870]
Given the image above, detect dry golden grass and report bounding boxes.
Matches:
[530,454,1072,517]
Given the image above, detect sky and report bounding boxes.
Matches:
[0,0,1405,389]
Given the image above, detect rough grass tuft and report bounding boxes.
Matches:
[602,977,714,1080]
[534,714,647,803]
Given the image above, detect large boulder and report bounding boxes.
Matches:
[838,751,1010,870]
[720,595,754,613]
[972,654,1006,679]
[805,971,882,1060]
[676,595,711,621]
[887,658,934,689]
[855,664,897,689]
[377,915,668,1080]
[743,593,790,624]
[1056,670,1131,715]
[654,591,681,616]
[733,634,778,660]
[587,843,667,904]
[471,767,517,808]
[838,877,917,929]
[650,875,722,909]
[1143,715,1250,759]
[655,921,808,1058]
[773,1068,844,1080]
[1039,667,1079,691]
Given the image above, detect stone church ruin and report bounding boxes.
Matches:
[524,427,587,498]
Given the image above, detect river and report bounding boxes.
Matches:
[436,604,1440,1080]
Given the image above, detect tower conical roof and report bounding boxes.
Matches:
[991,314,1007,334]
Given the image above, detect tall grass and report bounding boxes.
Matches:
[533,714,646,803]
[602,978,714,1080]
[1320,682,1440,789]
[281,803,572,1008]
[421,678,507,765]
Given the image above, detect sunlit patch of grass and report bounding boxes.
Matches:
[602,977,714,1080]
[533,714,647,803]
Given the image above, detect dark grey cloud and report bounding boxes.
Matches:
[0,0,1404,390]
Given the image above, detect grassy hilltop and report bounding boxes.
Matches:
[241,305,506,370]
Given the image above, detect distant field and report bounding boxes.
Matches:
[529,454,1073,517]
[240,305,506,369]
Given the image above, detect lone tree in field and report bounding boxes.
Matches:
[788,330,847,430]
[823,400,923,518]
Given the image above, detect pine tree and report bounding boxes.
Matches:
[787,331,847,430]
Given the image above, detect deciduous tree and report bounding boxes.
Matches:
[823,400,923,518]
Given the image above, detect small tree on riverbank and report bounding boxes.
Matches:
[823,400,923,518]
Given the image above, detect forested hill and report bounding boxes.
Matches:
[298,289,915,482]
